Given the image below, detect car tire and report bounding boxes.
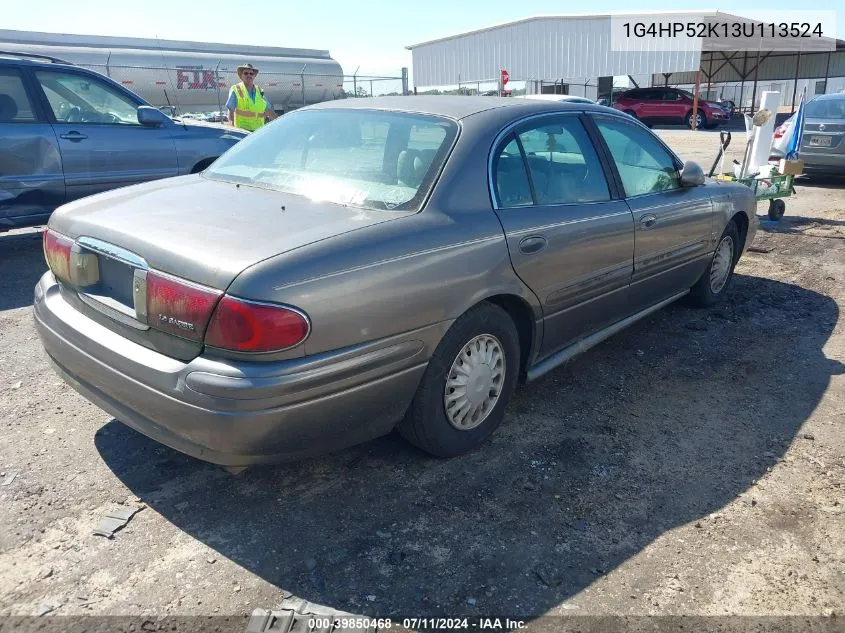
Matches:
[686,110,706,129]
[398,302,520,457]
[689,220,740,307]
[768,199,786,221]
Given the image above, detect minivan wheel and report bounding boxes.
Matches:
[689,221,740,307]
[398,303,520,457]
[686,110,706,129]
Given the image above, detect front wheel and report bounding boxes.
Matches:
[686,110,706,129]
[689,221,740,307]
[768,199,786,221]
[398,303,520,457]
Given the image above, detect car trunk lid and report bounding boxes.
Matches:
[46,175,411,359]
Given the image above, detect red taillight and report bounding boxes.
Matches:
[205,296,310,352]
[145,271,222,341]
[43,229,73,283]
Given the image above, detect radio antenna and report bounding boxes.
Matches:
[155,35,186,128]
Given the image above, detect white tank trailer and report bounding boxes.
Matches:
[0,29,346,114]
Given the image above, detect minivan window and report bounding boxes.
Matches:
[0,69,36,122]
[35,71,140,125]
[205,109,458,212]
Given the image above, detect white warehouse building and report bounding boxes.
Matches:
[406,11,845,111]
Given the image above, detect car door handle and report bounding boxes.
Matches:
[639,214,658,229]
[519,235,547,254]
[60,132,88,141]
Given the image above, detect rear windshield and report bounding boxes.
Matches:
[804,98,845,120]
[205,109,458,211]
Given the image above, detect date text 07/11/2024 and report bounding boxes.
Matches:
[306,618,527,630]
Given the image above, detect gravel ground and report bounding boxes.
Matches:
[0,128,843,629]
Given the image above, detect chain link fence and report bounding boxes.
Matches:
[74,62,407,116]
[422,76,601,101]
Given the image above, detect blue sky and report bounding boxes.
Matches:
[3,1,841,81]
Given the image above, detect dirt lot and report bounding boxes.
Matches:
[0,129,843,630]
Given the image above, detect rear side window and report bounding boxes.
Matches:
[0,69,37,122]
[493,138,533,207]
[594,117,680,196]
[516,119,610,205]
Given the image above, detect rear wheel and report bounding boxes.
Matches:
[398,303,520,457]
[689,221,740,307]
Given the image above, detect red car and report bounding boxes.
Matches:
[613,87,729,129]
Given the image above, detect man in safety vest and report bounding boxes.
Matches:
[226,63,278,132]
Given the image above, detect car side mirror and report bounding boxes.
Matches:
[680,160,705,187]
[137,106,168,127]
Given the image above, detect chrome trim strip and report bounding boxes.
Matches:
[133,269,148,322]
[77,237,149,270]
[527,290,688,382]
[507,211,631,236]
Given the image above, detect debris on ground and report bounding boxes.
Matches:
[92,505,144,538]
[1,471,18,486]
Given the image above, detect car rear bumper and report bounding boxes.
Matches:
[798,151,845,174]
[33,272,433,466]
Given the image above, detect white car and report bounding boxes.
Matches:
[512,94,596,104]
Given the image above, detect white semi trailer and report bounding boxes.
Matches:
[0,29,346,114]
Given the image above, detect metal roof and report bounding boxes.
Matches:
[406,11,842,88]
[406,10,725,49]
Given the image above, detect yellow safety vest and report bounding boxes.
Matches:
[232,82,267,132]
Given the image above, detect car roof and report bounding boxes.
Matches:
[304,95,610,120]
[514,94,594,103]
[0,51,75,69]
[811,92,845,101]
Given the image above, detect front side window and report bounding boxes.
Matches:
[0,69,37,122]
[35,71,140,125]
[594,117,680,197]
[205,109,458,212]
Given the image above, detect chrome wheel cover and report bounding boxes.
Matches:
[710,235,734,294]
[444,334,505,430]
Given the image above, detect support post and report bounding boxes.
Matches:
[791,49,802,113]
[707,53,713,98]
[822,51,832,94]
[300,64,307,108]
[691,70,701,131]
[738,52,748,113]
[751,48,761,115]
